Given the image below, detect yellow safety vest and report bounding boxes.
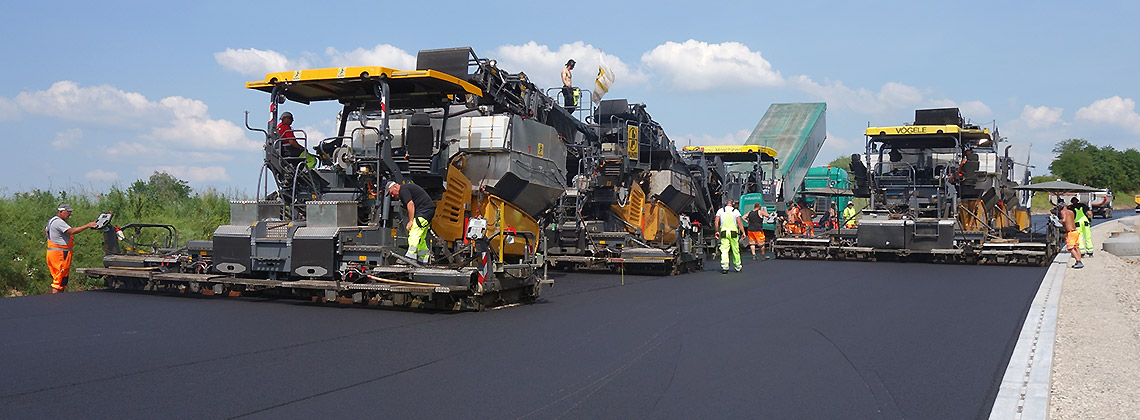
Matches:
[719,207,740,232]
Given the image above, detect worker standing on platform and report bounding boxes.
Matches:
[387,181,437,264]
[1059,202,1084,269]
[843,201,858,228]
[44,204,97,293]
[561,59,577,112]
[715,199,744,274]
[1069,197,1094,257]
[745,203,770,261]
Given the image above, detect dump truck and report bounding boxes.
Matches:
[1056,189,1112,218]
[744,103,827,205]
[82,47,578,310]
[774,108,1054,266]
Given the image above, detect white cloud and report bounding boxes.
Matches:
[816,132,861,164]
[678,129,751,147]
[15,82,257,152]
[84,169,119,182]
[16,81,157,125]
[493,41,648,91]
[146,96,257,151]
[957,100,992,119]
[1019,105,1064,129]
[214,48,310,76]
[641,40,782,91]
[7,81,259,160]
[1075,96,1140,133]
[0,97,19,120]
[139,165,230,183]
[787,76,993,120]
[325,44,416,69]
[52,128,82,150]
[102,141,240,163]
[877,82,924,106]
[789,76,891,114]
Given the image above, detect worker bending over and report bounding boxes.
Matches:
[387,181,436,264]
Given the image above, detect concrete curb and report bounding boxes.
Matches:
[989,249,1066,420]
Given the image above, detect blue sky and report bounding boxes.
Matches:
[2,0,1138,195]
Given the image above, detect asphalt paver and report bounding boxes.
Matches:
[0,258,1046,419]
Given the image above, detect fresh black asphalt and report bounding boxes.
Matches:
[0,256,1047,420]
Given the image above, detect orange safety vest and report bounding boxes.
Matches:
[46,217,75,251]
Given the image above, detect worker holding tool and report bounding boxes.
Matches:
[387,181,436,264]
[44,204,98,293]
[1059,202,1084,269]
[1069,197,1094,257]
[843,201,858,228]
[714,199,745,274]
[745,203,770,261]
[561,59,577,112]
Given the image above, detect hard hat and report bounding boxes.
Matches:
[847,202,854,206]
[280,111,293,119]
[57,203,73,212]
[566,59,576,67]
[385,181,398,190]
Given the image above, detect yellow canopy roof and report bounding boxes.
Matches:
[681,145,777,162]
[245,66,482,104]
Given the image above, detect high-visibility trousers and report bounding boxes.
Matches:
[720,231,741,270]
[46,240,74,291]
[1077,220,1093,254]
[406,217,431,263]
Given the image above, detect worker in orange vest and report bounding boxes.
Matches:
[45,204,98,293]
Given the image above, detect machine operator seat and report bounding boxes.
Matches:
[404,113,434,158]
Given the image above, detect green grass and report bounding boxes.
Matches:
[1113,191,1139,210]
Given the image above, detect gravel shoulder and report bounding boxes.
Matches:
[1050,215,1140,418]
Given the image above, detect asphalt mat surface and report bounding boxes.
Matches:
[0,258,1046,420]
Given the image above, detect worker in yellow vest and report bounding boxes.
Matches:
[714,199,745,274]
[1069,197,1094,257]
[842,201,858,229]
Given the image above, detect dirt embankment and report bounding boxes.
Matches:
[1050,217,1140,419]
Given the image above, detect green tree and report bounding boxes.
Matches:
[827,155,853,171]
[1049,139,1140,192]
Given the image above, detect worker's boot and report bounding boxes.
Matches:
[1073,261,1084,269]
